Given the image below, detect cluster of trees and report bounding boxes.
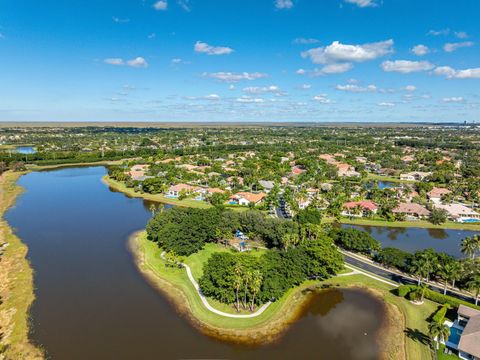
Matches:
[199,232,343,311]
[146,207,310,255]
[373,237,480,304]
[146,206,344,311]
[329,227,381,254]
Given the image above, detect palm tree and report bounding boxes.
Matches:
[233,264,243,312]
[428,321,450,350]
[243,270,253,310]
[438,263,458,295]
[149,203,157,217]
[449,261,463,289]
[249,270,263,311]
[461,236,477,260]
[467,275,480,306]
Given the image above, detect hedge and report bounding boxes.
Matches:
[397,284,480,311]
[432,303,450,323]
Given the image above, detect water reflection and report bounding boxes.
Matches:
[6,167,387,360]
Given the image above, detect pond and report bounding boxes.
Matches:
[342,224,478,258]
[6,167,387,360]
[15,146,36,154]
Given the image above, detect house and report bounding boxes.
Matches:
[291,166,306,176]
[337,163,360,177]
[428,187,452,203]
[128,164,150,181]
[206,187,225,195]
[435,203,480,222]
[392,202,431,220]
[167,183,201,198]
[401,155,415,163]
[229,192,266,206]
[259,180,275,192]
[442,305,480,360]
[400,171,432,181]
[342,200,378,217]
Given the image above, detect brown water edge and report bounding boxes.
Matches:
[128,231,405,358]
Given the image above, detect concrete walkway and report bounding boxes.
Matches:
[161,251,272,319]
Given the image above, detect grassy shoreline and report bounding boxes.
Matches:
[330,216,480,231]
[130,231,406,358]
[103,175,213,209]
[0,171,43,359]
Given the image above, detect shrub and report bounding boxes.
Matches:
[432,303,450,323]
[397,284,416,297]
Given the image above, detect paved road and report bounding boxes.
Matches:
[343,253,476,304]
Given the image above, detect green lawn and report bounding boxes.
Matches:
[323,216,480,231]
[134,231,440,359]
[437,344,459,360]
[103,176,212,209]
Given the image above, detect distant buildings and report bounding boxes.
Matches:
[229,192,266,206]
[428,187,452,203]
[435,203,480,222]
[400,171,432,181]
[393,202,431,220]
[342,200,378,217]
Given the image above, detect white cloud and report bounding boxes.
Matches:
[127,57,148,68]
[171,58,183,64]
[243,85,283,95]
[177,0,191,11]
[105,57,148,68]
[275,0,294,9]
[335,84,377,92]
[411,44,429,56]
[104,58,125,66]
[381,60,434,73]
[205,94,220,100]
[403,85,416,92]
[434,66,480,79]
[377,102,395,107]
[0,33,4,39]
[228,84,235,90]
[443,97,464,103]
[344,0,377,7]
[428,28,450,36]
[194,41,234,55]
[148,33,156,39]
[301,39,393,64]
[443,41,474,52]
[293,38,319,45]
[321,63,354,74]
[299,84,312,90]
[203,72,268,82]
[313,94,333,104]
[112,16,130,23]
[455,31,468,39]
[153,1,168,10]
[237,96,265,103]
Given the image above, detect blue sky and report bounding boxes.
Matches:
[1,0,479,122]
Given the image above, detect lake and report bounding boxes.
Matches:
[343,224,478,258]
[15,146,36,154]
[6,166,386,359]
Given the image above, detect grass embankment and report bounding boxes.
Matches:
[131,231,407,358]
[104,175,250,212]
[0,172,43,359]
[366,173,415,184]
[323,216,480,231]
[27,159,127,172]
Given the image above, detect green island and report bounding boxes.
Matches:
[128,199,480,360]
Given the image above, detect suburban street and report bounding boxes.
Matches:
[343,252,477,304]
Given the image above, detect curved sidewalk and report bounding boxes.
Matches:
[161,251,272,319]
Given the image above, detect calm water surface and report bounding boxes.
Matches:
[6,167,385,360]
[15,146,36,154]
[343,224,478,258]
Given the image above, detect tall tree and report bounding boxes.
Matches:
[428,321,450,350]
[467,275,480,306]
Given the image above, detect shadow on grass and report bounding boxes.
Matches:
[404,327,430,345]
